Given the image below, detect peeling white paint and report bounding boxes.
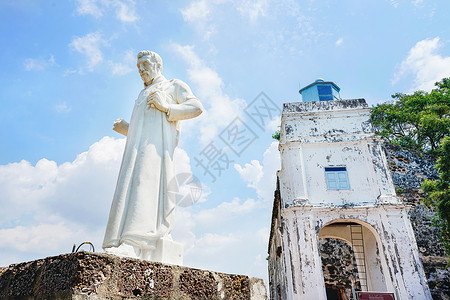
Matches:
[268,99,432,300]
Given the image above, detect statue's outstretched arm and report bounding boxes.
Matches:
[113,118,129,136]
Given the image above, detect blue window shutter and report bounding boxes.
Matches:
[326,172,338,190]
[337,171,350,189]
[325,167,350,190]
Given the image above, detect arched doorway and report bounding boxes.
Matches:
[318,220,389,299]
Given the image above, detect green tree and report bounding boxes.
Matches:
[272,130,280,141]
[372,77,450,256]
[371,78,450,153]
[422,137,450,255]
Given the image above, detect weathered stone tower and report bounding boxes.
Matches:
[268,80,432,299]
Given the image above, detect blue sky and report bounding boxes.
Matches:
[1,0,450,283]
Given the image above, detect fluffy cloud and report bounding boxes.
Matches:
[235,141,280,203]
[236,0,268,23]
[0,137,125,265]
[387,0,399,8]
[109,49,135,76]
[0,135,269,280]
[180,0,316,54]
[24,56,55,71]
[55,101,72,113]
[0,136,220,267]
[171,44,246,145]
[114,0,138,22]
[172,200,269,277]
[70,32,105,72]
[393,37,450,92]
[76,0,103,18]
[75,0,138,23]
[234,161,263,189]
[181,0,214,23]
[193,197,258,225]
[180,0,228,39]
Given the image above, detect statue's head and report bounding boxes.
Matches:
[137,51,163,86]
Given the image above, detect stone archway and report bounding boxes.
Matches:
[318,219,389,298]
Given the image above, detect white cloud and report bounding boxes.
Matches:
[55,101,72,113]
[236,0,268,23]
[181,0,215,22]
[0,223,86,253]
[76,0,103,18]
[110,62,132,75]
[266,114,281,133]
[180,0,225,40]
[70,32,105,72]
[0,135,269,280]
[0,136,126,265]
[171,44,246,145]
[113,0,138,22]
[173,199,269,277]
[109,49,134,76]
[182,0,278,39]
[387,0,399,8]
[24,59,45,71]
[335,37,344,46]
[235,141,280,203]
[192,232,238,254]
[174,147,210,206]
[180,0,314,53]
[75,0,138,22]
[235,160,263,189]
[393,37,450,91]
[24,55,55,71]
[0,134,218,264]
[194,197,258,225]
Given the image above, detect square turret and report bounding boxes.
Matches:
[299,79,341,102]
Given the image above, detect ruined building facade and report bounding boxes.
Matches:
[267,80,432,299]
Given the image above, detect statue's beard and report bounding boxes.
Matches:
[140,72,152,84]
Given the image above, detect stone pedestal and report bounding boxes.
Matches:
[154,238,183,266]
[0,252,267,300]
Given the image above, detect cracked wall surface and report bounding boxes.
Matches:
[269,99,435,300]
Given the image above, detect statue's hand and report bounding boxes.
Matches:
[147,90,169,113]
[113,118,129,136]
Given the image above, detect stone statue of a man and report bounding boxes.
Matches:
[103,51,203,264]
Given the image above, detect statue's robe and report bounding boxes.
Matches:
[103,75,202,251]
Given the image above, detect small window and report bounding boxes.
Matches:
[317,85,333,101]
[325,167,350,190]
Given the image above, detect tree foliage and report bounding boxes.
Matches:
[422,137,450,255]
[272,130,280,141]
[372,78,450,255]
[371,78,450,153]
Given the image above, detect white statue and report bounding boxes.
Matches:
[103,51,203,264]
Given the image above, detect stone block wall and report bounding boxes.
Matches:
[383,144,449,300]
[0,252,267,300]
[319,238,360,299]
